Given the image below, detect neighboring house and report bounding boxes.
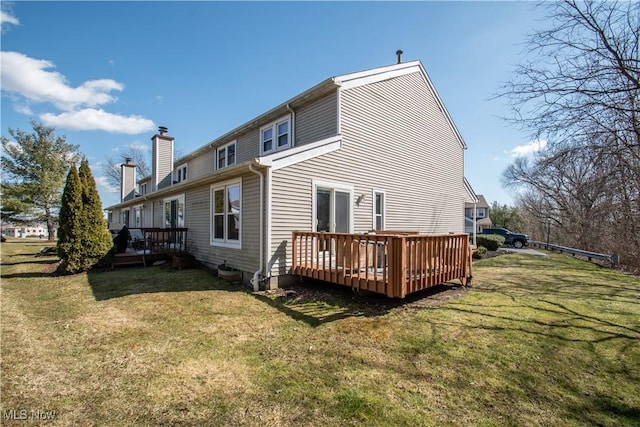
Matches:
[1,223,52,239]
[464,194,493,235]
[106,60,477,290]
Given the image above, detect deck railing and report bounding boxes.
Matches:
[128,227,189,256]
[292,231,472,298]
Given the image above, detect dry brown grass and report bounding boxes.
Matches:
[1,238,639,426]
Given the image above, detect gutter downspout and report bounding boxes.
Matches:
[473,203,477,247]
[249,164,264,291]
[287,103,296,147]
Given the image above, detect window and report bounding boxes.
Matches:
[133,205,142,227]
[164,195,185,228]
[373,191,385,231]
[175,165,187,183]
[216,141,236,170]
[120,210,130,227]
[139,183,148,195]
[211,180,241,248]
[313,180,353,234]
[261,116,290,154]
[477,209,485,218]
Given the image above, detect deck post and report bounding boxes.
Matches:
[292,232,298,275]
[388,236,407,298]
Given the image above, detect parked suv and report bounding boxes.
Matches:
[481,228,528,249]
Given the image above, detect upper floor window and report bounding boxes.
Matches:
[139,182,148,195]
[261,116,290,154]
[175,165,187,183]
[217,141,236,170]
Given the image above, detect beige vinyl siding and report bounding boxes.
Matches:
[270,71,466,277]
[121,166,136,201]
[154,138,174,190]
[138,178,151,196]
[236,131,260,165]
[183,174,261,274]
[142,201,153,227]
[201,92,337,171]
[153,200,163,227]
[295,91,338,146]
[188,150,214,180]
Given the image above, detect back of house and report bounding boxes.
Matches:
[107,59,476,290]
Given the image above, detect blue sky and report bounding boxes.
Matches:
[1,1,547,209]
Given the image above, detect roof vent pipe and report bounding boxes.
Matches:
[396,49,403,64]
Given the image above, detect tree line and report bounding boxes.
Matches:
[1,121,113,273]
[498,1,639,269]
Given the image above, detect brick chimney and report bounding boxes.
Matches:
[151,126,174,191]
[120,157,137,202]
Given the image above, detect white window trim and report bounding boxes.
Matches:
[175,164,187,183]
[132,204,143,228]
[372,189,386,231]
[216,140,237,170]
[163,194,185,228]
[260,114,291,155]
[210,178,242,249]
[311,179,354,233]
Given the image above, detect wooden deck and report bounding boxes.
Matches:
[111,228,189,268]
[292,231,472,298]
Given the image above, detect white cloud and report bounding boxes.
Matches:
[13,104,33,115]
[0,51,124,111]
[94,175,119,194]
[0,11,19,31]
[509,139,547,158]
[128,142,150,152]
[3,140,22,153]
[40,108,155,134]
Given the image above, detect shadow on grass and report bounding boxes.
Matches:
[252,279,467,327]
[437,283,640,348]
[87,265,245,301]
[1,270,59,279]
[0,259,59,267]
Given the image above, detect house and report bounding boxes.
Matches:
[464,194,492,236]
[1,223,52,239]
[106,59,477,292]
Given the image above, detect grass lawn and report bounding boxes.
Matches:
[1,239,639,426]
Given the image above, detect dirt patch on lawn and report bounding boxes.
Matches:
[258,280,471,315]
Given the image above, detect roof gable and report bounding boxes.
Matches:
[334,61,467,150]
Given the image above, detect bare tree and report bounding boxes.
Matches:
[102,146,151,189]
[498,1,640,268]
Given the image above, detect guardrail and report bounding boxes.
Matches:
[529,241,619,266]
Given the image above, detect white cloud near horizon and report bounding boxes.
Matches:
[41,109,155,134]
[509,139,547,158]
[1,51,155,134]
